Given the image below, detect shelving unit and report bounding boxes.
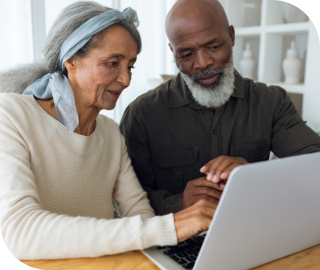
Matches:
[219,0,320,123]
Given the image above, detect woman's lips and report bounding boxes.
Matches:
[196,73,220,85]
[107,90,122,100]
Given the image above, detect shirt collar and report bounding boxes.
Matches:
[169,69,244,109]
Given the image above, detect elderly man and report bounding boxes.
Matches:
[120,0,320,215]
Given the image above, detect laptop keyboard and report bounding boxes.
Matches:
[156,234,206,269]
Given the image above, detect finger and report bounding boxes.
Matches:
[195,195,219,208]
[206,157,230,183]
[211,157,236,181]
[200,156,225,174]
[193,178,224,191]
[195,199,217,217]
[194,186,222,200]
[220,181,226,188]
[175,198,217,220]
[220,163,239,179]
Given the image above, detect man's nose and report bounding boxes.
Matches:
[193,50,214,70]
[116,67,131,88]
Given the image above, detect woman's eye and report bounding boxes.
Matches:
[128,66,135,71]
[108,61,118,67]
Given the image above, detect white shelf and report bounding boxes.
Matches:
[265,22,311,34]
[235,26,261,37]
[219,0,320,122]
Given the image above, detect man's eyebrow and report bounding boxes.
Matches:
[203,38,218,46]
[177,38,219,53]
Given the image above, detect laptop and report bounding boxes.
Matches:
[142,152,320,270]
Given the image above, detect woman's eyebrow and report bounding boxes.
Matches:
[107,53,136,62]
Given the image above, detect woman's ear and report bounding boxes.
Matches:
[64,57,77,74]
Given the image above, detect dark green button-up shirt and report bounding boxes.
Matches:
[119,71,320,215]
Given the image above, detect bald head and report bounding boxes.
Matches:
[166,0,229,44]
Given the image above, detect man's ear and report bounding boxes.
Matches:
[169,43,173,52]
[64,57,77,74]
[229,25,235,47]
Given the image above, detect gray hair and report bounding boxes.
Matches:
[0,1,142,94]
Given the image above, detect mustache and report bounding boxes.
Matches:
[189,67,225,81]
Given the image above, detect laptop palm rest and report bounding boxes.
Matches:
[195,152,320,270]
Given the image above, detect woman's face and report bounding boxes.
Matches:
[67,24,138,111]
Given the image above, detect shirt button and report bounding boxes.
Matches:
[212,130,217,135]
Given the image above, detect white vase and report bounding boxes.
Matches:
[283,41,302,84]
[239,43,255,80]
[281,2,308,24]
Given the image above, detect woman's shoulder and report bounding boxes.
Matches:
[96,114,124,143]
[97,113,119,131]
[0,93,55,136]
[0,93,35,113]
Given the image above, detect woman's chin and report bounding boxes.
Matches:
[100,100,117,111]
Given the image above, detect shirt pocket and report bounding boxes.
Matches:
[230,140,270,163]
[154,147,199,194]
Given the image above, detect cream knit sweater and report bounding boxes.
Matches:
[0,93,177,260]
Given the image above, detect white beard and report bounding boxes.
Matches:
[181,54,235,108]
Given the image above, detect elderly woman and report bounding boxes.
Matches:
[0,1,216,260]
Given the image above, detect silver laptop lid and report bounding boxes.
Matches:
[195,152,320,270]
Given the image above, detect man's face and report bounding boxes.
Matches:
[167,5,236,108]
[169,16,235,84]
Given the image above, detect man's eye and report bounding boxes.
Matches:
[181,52,193,59]
[209,45,220,50]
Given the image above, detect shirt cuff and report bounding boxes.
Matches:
[165,193,182,214]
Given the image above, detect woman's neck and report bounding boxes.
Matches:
[35,98,99,136]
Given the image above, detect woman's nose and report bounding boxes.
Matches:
[116,67,131,88]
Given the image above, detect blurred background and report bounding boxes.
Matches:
[0,0,319,133]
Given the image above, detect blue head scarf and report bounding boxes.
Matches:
[23,7,139,133]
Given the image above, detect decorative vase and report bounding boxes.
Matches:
[283,41,302,84]
[281,2,308,24]
[239,43,255,80]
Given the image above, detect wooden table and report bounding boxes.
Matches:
[22,244,320,270]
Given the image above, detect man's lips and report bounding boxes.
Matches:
[107,90,122,100]
[196,73,220,85]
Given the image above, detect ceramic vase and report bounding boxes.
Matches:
[239,43,255,80]
[283,41,302,84]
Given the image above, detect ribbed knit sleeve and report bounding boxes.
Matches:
[0,94,177,260]
[112,134,156,218]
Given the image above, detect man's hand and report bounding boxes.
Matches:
[181,177,223,209]
[200,156,248,187]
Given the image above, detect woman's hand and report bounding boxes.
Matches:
[173,199,217,243]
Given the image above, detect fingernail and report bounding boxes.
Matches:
[200,166,206,171]
[220,182,225,188]
[221,173,227,178]
[213,175,219,183]
[206,173,213,181]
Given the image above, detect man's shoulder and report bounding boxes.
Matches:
[243,78,289,101]
[127,78,175,115]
